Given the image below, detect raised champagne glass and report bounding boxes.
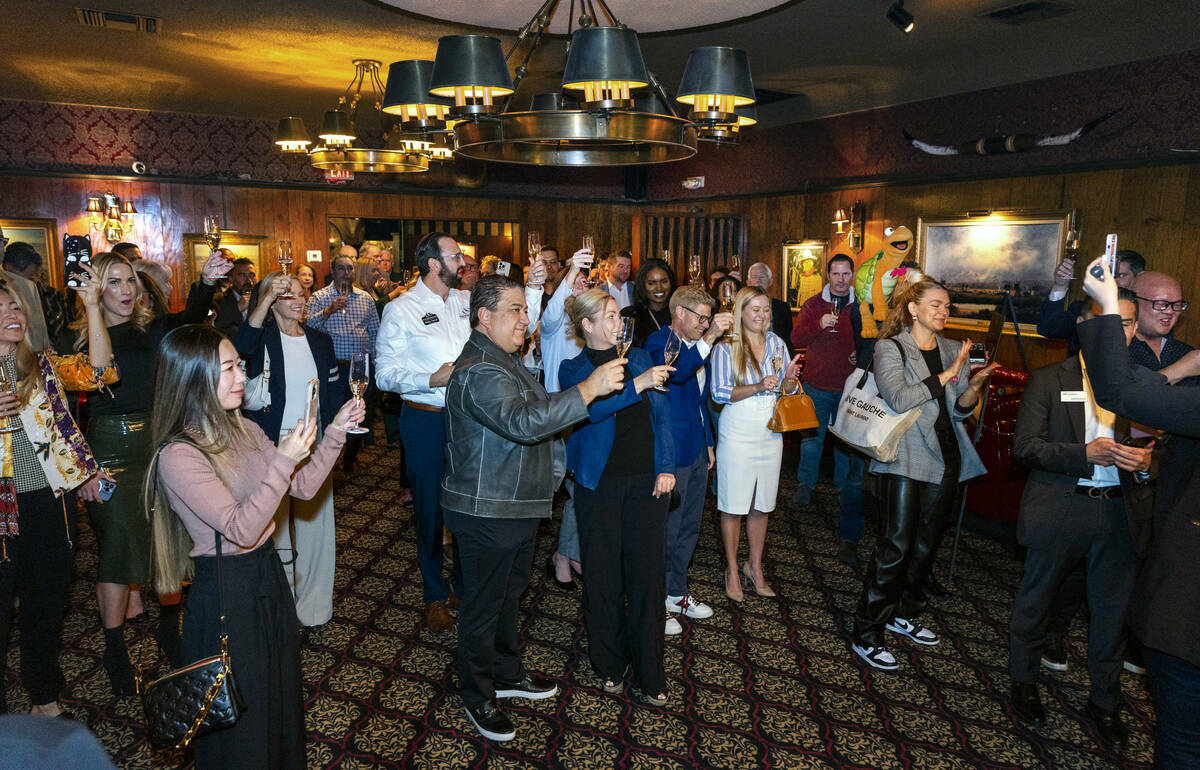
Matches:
[345,352,370,434]
[616,316,635,358]
[730,253,742,282]
[688,254,702,285]
[203,215,221,254]
[719,281,738,341]
[277,239,294,298]
[657,332,680,392]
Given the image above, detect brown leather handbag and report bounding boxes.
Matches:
[767,378,819,432]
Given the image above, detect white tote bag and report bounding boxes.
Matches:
[828,341,920,463]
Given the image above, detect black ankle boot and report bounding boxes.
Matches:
[102,625,137,696]
[155,605,183,669]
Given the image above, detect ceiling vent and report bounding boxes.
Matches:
[75,8,161,33]
[979,1,1076,24]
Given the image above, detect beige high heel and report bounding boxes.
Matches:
[742,561,777,597]
[724,569,744,603]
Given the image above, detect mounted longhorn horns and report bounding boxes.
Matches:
[902,110,1119,156]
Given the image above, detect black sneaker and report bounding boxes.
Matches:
[465,699,516,742]
[1041,634,1068,672]
[494,674,558,700]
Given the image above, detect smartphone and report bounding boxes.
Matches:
[98,477,116,502]
[495,261,514,278]
[305,378,319,427]
[968,343,988,366]
[64,234,92,288]
[1104,233,1119,276]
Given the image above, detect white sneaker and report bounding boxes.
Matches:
[852,643,899,670]
[666,594,713,619]
[665,615,682,636]
[886,617,940,646]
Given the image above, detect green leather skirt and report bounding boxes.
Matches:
[85,412,152,585]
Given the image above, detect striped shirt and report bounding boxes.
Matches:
[709,332,789,404]
[305,285,380,360]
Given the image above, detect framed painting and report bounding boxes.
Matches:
[781,239,828,311]
[182,233,267,286]
[0,217,61,287]
[916,210,1074,333]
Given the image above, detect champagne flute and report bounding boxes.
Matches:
[688,255,702,285]
[662,248,671,262]
[657,332,680,392]
[718,281,738,340]
[345,352,370,434]
[203,215,221,254]
[827,296,841,333]
[580,239,597,288]
[0,366,17,434]
[730,254,742,282]
[528,231,541,262]
[616,316,635,358]
[277,239,295,298]
[771,351,785,394]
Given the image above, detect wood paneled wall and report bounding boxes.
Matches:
[0,175,635,309]
[638,162,1200,363]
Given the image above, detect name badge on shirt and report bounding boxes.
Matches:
[1060,390,1086,402]
[421,313,440,326]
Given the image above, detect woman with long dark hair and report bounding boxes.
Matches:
[559,288,676,707]
[621,257,677,349]
[60,250,228,692]
[144,324,361,768]
[0,276,115,718]
[850,276,995,671]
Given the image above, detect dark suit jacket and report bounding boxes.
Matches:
[1078,314,1200,669]
[1013,355,1155,554]
[645,326,713,468]
[769,298,793,355]
[212,290,247,340]
[232,322,341,439]
[1036,295,1086,354]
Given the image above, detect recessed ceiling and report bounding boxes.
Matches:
[0,0,1194,132]
[377,0,795,34]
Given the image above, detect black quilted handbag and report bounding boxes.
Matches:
[142,531,244,751]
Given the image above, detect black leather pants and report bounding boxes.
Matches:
[853,470,957,646]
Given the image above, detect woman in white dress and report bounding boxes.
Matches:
[710,286,801,602]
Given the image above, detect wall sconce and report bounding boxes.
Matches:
[833,200,866,253]
[86,191,138,243]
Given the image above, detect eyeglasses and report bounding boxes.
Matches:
[1135,295,1189,313]
[680,305,712,324]
[440,252,466,261]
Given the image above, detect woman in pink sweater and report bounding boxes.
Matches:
[143,325,362,768]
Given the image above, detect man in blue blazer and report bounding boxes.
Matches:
[646,285,733,628]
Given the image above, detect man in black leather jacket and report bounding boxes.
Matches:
[441,275,626,743]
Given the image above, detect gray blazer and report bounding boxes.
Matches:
[868,330,986,484]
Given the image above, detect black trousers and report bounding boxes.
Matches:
[0,488,76,711]
[444,510,539,709]
[1008,493,1136,710]
[853,470,957,646]
[574,471,668,694]
[182,542,303,770]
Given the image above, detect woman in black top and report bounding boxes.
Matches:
[621,258,677,349]
[60,250,230,692]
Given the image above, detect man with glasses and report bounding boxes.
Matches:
[1040,250,1147,354]
[1129,271,1195,383]
[376,233,544,632]
[646,286,732,631]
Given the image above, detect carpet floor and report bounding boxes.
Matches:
[3,440,1155,768]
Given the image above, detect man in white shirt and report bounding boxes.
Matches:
[376,232,543,632]
[603,250,634,310]
[1008,291,1154,750]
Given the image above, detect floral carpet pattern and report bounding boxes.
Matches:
[3,443,1154,768]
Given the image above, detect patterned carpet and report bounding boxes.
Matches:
[3,438,1155,769]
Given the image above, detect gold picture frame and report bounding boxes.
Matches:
[781,239,829,311]
[916,209,1074,334]
[1,217,61,287]
[182,233,268,286]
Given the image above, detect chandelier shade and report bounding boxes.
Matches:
[430,35,514,100]
[381,60,452,126]
[561,26,649,105]
[675,46,756,119]
[275,117,312,152]
[318,109,356,146]
[530,92,579,111]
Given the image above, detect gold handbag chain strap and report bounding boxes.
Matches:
[168,633,231,751]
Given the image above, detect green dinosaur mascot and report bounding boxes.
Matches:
[854,225,914,338]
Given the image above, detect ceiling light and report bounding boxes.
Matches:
[276,59,455,174]
[887,1,915,32]
[429,1,754,167]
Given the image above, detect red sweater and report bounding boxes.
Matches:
[790,293,857,392]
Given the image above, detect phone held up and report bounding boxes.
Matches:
[305,378,320,428]
[1090,233,1119,281]
[64,234,92,288]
